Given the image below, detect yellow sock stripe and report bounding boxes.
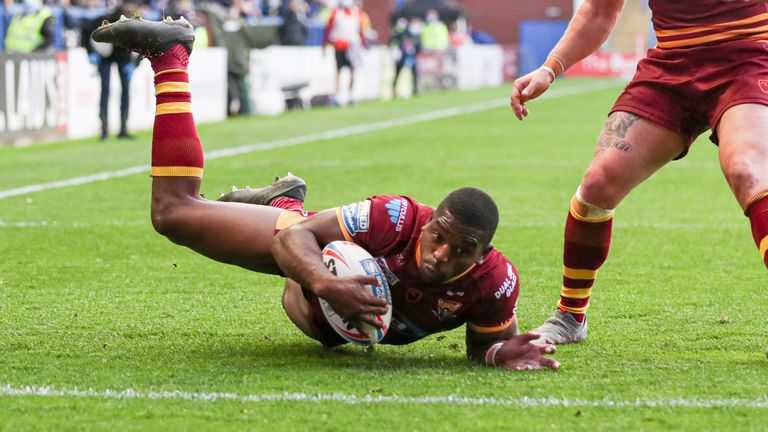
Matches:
[570,197,614,223]
[563,265,597,280]
[557,300,589,315]
[155,81,191,95]
[760,236,768,260]
[561,287,592,299]
[151,166,203,177]
[156,102,193,115]
[154,68,188,77]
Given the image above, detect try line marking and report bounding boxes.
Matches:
[0,81,619,201]
[2,384,767,408]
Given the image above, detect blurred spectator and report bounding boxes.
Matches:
[449,16,471,47]
[197,0,254,115]
[82,1,143,140]
[390,16,421,98]
[5,0,57,53]
[420,8,448,52]
[278,0,308,46]
[322,0,366,105]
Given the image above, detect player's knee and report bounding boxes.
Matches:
[581,166,622,208]
[150,194,194,238]
[722,154,766,201]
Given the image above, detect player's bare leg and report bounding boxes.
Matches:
[92,17,287,274]
[717,104,768,269]
[534,112,687,344]
[282,279,321,341]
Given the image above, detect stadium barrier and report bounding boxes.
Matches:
[0,47,228,145]
[0,44,505,145]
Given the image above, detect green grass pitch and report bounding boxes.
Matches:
[1,78,767,430]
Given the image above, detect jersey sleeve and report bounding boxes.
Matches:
[335,195,418,256]
[466,259,520,333]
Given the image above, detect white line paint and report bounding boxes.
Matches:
[0,82,619,201]
[1,385,767,408]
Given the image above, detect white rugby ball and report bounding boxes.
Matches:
[320,241,392,345]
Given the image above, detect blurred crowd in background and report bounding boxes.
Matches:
[1,0,498,137]
[0,0,495,54]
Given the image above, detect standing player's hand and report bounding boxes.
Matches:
[510,69,555,120]
[315,274,389,334]
[494,332,560,370]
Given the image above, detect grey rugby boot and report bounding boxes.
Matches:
[531,310,587,345]
[217,173,307,205]
[91,16,194,58]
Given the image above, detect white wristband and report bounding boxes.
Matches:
[539,65,557,82]
[485,342,504,367]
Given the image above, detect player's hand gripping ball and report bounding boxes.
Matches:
[320,241,392,345]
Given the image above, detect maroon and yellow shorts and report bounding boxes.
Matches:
[612,39,768,152]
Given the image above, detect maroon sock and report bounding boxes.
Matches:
[560,209,612,323]
[149,45,202,178]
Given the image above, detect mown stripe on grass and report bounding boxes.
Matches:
[0,81,619,201]
[2,385,768,408]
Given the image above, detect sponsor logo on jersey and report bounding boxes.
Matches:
[376,257,400,286]
[446,290,464,297]
[494,263,518,299]
[433,298,462,321]
[340,200,371,236]
[384,198,408,232]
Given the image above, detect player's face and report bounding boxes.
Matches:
[418,210,488,284]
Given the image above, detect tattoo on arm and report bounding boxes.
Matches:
[597,113,640,154]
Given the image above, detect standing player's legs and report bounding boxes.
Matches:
[93,18,286,274]
[534,111,687,344]
[717,104,768,268]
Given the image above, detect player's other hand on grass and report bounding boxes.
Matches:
[496,332,560,371]
[510,68,555,121]
[315,274,389,333]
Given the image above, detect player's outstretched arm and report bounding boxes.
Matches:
[466,323,559,370]
[511,0,625,120]
[271,210,389,329]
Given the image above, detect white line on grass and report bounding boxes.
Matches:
[2,385,767,408]
[0,82,619,201]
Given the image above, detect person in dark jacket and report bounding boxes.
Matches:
[83,1,142,140]
[279,0,309,46]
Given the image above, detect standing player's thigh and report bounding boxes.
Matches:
[581,111,688,208]
[716,103,768,208]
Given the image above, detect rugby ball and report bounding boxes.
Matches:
[319,241,392,345]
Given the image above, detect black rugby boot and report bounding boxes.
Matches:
[217,173,307,205]
[91,16,194,58]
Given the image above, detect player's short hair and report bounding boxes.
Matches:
[436,187,499,245]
